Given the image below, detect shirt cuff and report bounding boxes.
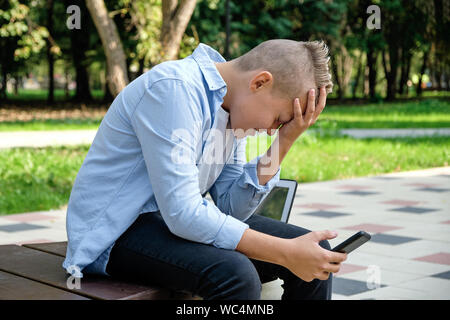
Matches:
[238,154,281,194]
[213,214,249,250]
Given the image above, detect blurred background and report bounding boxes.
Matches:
[0,0,449,215]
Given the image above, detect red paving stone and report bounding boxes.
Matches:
[335,263,367,276]
[403,183,439,188]
[380,199,423,206]
[341,223,403,233]
[4,213,58,222]
[413,252,450,265]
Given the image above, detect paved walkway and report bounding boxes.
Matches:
[0,166,448,300]
[0,130,97,149]
[1,128,450,149]
[340,128,450,139]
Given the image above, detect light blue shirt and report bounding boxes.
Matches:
[62,43,281,278]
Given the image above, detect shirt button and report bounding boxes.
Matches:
[220,88,225,94]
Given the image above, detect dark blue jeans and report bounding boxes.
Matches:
[105,211,333,300]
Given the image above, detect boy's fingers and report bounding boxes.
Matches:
[326,263,341,274]
[293,98,302,119]
[329,251,347,264]
[312,87,327,124]
[317,86,327,113]
[305,89,316,123]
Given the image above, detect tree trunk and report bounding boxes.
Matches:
[366,47,377,100]
[64,64,70,99]
[352,52,363,99]
[46,0,55,104]
[383,46,399,101]
[224,0,230,60]
[417,50,429,96]
[86,0,129,97]
[404,55,411,96]
[137,57,145,77]
[398,50,411,95]
[160,0,197,61]
[331,59,343,100]
[13,75,19,95]
[102,63,114,103]
[0,68,7,100]
[66,0,92,101]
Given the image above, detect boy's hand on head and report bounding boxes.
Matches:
[278,86,327,144]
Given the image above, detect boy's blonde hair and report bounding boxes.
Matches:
[233,39,333,100]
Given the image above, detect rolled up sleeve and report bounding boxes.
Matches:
[131,79,248,250]
[209,137,281,222]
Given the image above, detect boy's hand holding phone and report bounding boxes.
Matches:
[282,230,347,282]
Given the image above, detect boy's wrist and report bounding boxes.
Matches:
[278,131,296,151]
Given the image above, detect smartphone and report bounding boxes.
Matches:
[332,231,371,254]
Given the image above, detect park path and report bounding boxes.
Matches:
[0,166,449,300]
[1,128,450,149]
[0,130,97,149]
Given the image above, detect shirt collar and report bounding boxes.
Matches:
[191,43,227,93]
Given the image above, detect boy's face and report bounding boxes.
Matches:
[228,71,310,138]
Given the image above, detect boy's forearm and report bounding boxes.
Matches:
[257,134,293,185]
[235,228,289,266]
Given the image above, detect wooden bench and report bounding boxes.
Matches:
[0,242,197,300]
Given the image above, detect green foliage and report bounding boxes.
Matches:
[120,0,163,66]
[0,0,49,60]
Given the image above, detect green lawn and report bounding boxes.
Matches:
[0,118,102,131]
[1,134,448,215]
[0,145,89,215]
[6,88,104,101]
[317,98,450,129]
[278,134,449,182]
[247,133,449,183]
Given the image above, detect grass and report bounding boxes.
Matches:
[0,145,90,215]
[6,89,105,101]
[317,98,450,129]
[0,118,102,131]
[276,134,449,183]
[1,134,448,215]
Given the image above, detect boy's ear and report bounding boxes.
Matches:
[251,71,273,91]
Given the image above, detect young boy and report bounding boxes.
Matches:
[62,39,347,300]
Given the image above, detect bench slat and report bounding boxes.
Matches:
[0,245,173,300]
[22,241,67,257]
[21,241,197,300]
[0,270,89,300]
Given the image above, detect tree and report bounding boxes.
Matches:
[0,0,49,101]
[46,0,55,103]
[86,0,129,97]
[63,0,93,101]
[160,0,197,61]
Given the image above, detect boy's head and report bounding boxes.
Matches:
[215,39,333,137]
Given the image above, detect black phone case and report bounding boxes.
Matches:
[332,231,371,253]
